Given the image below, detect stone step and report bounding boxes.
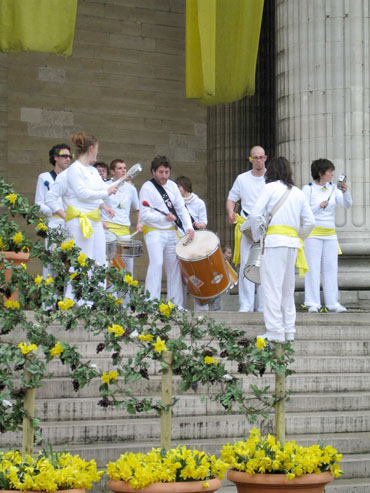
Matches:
[2,411,370,448]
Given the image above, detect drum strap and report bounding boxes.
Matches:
[150,179,184,232]
[185,205,199,230]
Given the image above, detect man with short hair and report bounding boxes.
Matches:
[35,144,72,278]
[94,162,109,181]
[139,155,194,308]
[101,159,142,277]
[226,145,267,312]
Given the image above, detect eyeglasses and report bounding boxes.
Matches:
[58,154,72,159]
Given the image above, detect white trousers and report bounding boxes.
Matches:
[65,217,106,301]
[239,234,263,311]
[144,229,184,307]
[260,247,297,338]
[304,237,339,309]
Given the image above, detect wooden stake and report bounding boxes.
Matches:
[160,350,173,450]
[22,361,36,454]
[274,346,286,444]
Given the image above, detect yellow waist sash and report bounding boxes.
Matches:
[266,224,308,277]
[106,222,130,237]
[232,213,245,266]
[65,205,100,239]
[309,226,342,254]
[143,225,176,235]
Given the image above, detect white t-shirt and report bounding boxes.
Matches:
[101,181,139,226]
[35,170,64,227]
[302,182,352,239]
[228,170,265,217]
[184,193,207,226]
[139,179,192,231]
[250,181,315,248]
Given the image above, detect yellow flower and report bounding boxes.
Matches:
[70,272,78,280]
[61,239,75,251]
[18,342,38,355]
[5,193,17,204]
[4,300,20,309]
[108,324,125,337]
[124,274,139,287]
[153,336,167,353]
[0,238,5,250]
[77,252,88,267]
[102,371,118,384]
[115,298,123,305]
[204,355,216,365]
[256,337,266,350]
[159,301,175,318]
[50,342,64,358]
[13,232,23,245]
[34,275,43,285]
[58,297,75,311]
[36,222,48,231]
[20,262,27,270]
[45,276,54,285]
[138,333,153,342]
[203,481,210,488]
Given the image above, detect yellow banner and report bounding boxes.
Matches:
[186,0,264,105]
[0,0,77,56]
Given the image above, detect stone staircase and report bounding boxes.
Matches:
[1,312,370,492]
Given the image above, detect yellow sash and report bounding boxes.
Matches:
[232,213,245,266]
[65,205,100,239]
[106,222,130,237]
[266,224,308,277]
[143,225,176,236]
[309,226,342,254]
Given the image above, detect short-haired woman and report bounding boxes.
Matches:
[250,157,315,342]
[302,158,352,313]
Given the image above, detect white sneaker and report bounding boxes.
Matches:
[260,332,285,343]
[285,333,295,342]
[329,304,347,313]
[307,306,319,313]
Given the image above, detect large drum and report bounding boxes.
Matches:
[105,230,117,261]
[117,240,143,258]
[176,230,231,302]
[243,242,262,284]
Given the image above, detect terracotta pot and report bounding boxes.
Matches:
[1,251,30,300]
[227,469,334,492]
[108,477,221,493]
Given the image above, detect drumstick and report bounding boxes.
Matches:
[130,230,140,238]
[142,201,168,217]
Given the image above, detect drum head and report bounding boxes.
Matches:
[176,230,219,261]
[105,230,117,244]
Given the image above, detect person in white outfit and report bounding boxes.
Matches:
[101,159,142,276]
[34,143,72,278]
[302,159,352,313]
[64,131,118,266]
[250,157,315,342]
[175,175,208,311]
[226,146,266,312]
[139,156,194,308]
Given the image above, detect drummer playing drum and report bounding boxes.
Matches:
[101,159,143,277]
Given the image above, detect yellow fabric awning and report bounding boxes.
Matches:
[0,0,77,56]
[186,0,264,105]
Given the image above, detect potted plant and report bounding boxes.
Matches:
[106,445,229,493]
[221,427,342,492]
[0,447,103,492]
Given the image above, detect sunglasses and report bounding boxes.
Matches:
[58,153,73,159]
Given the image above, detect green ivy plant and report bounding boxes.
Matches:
[0,177,295,442]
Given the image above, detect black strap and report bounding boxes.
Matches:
[150,179,184,232]
[185,205,199,230]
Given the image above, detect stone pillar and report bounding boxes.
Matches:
[276,0,370,288]
[0,54,8,180]
[207,1,275,247]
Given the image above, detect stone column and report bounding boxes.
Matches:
[276,0,370,288]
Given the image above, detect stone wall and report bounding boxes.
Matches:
[0,0,207,279]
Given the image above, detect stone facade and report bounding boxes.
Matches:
[0,0,207,279]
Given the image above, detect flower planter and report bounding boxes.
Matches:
[1,251,30,300]
[108,478,222,493]
[227,470,334,492]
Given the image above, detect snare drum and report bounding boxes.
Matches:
[243,242,262,284]
[176,230,230,301]
[117,240,143,258]
[105,230,117,261]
